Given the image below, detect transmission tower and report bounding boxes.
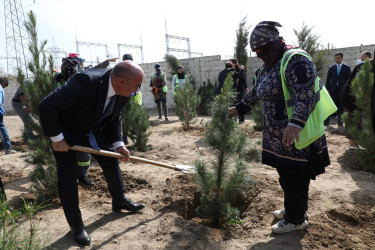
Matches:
[76,40,109,65]
[44,46,67,71]
[3,0,29,76]
[117,42,144,64]
[164,20,202,59]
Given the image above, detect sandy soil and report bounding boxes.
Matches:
[1,113,375,250]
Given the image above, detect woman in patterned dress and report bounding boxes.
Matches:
[232,21,331,234]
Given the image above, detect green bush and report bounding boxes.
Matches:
[174,79,200,130]
[342,59,375,172]
[17,11,57,201]
[122,97,151,152]
[197,79,216,115]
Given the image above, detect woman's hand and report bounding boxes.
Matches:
[282,125,301,146]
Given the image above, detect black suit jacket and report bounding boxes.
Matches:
[326,63,351,95]
[38,68,129,146]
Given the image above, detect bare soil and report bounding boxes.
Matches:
[1,114,375,249]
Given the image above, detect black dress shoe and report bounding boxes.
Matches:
[71,224,91,246]
[112,196,146,212]
[77,175,94,188]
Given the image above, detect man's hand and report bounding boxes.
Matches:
[282,125,301,146]
[52,139,70,152]
[116,146,130,162]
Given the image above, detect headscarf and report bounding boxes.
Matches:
[250,21,282,51]
[60,57,79,81]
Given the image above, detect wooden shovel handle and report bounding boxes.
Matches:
[69,145,177,171]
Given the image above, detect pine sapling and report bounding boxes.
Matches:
[194,72,251,227]
[342,59,375,172]
[122,97,151,152]
[174,78,200,130]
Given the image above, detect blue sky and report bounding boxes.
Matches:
[1,0,374,73]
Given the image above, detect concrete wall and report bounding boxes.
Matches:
[2,44,375,112]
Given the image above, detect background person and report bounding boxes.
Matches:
[150,63,168,121]
[12,82,36,140]
[0,77,16,154]
[215,62,236,95]
[172,65,187,93]
[230,58,248,123]
[325,52,351,126]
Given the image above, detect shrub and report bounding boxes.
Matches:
[197,79,216,115]
[174,79,200,130]
[17,11,57,201]
[122,97,151,152]
[194,73,252,227]
[342,59,375,172]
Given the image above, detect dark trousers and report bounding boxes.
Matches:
[0,177,6,200]
[76,151,90,176]
[236,92,245,123]
[53,139,126,227]
[276,165,310,225]
[156,99,167,118]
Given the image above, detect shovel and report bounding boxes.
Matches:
[69,145,196,174]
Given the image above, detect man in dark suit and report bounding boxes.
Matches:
[325,52,351,126]
[38,61,145,246]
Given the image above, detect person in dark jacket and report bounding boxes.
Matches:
[325,52,351,126]
[38,61,145,246]
[215,62,237,95]
[371,58,375,134]
[230,58,248,123]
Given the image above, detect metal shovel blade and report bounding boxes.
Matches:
[175,165,196,174]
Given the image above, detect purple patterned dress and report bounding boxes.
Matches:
[238,54,330,179]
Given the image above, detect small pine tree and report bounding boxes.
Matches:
[17,11,58,201]
[234,16,250,68]
[251,101,263,131]
[174,79,200,130]
[122,97,151,152]
[342,59,375,172]
[194,72,251,227]
[164,54,180,80]
[294,23,327,73]
[197,79,216,115]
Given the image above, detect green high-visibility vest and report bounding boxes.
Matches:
[280,49,337,149]
[174,74,187,87]
[134,91,142,105]
[152,72,168,93]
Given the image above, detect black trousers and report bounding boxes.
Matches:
[276,165,310,225]
[0,177,6,200]
[53,139,126,227]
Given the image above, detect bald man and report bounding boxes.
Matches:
[38,61,145,246]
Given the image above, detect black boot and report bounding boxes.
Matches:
[71,223,91,246]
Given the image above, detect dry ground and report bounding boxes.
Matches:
[1,113,375,250]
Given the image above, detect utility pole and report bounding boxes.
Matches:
[3,0,29,76]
